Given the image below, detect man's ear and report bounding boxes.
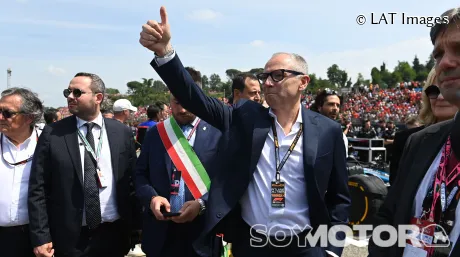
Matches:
[299,75,310,91]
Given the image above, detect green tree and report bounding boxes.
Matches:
[248,68,264,75]
[106,88,120,95]
[412,56,423,73]
[371,67,382,85]
[426,54,435,71]
[202,75,209,88]
[353,73,365,87]
[394,61,416,82]
[225,69,242,80]
[152,80,167,92]
[126,78,169,106]
[209,74,222,90]
[327,64,348,87]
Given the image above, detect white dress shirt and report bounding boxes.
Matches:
[343,133,348,157]
[410,147,460,256]
[76,114,120,225]
[154,53,337,256]
[0,129,39,226]
[240,108,310,236]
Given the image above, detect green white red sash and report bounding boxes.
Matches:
[157,116,211,199]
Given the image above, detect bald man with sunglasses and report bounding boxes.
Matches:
[139,7,350,257]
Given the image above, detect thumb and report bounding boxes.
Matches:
[163,199,171,212]
[160,6,168,24]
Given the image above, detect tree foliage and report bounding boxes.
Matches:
[122,55,433,106]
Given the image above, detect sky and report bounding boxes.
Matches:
[0,0,457,107]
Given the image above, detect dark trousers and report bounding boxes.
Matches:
[159,222,201,257]
[55,219,130,257]
[0,224,35,257]
[230,222,329,257]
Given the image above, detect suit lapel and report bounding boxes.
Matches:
[192,121,207,158]
[105,118,120,182]
[301,108,319,189]
[165,151,173,181]
[64,116,83,186]
[249,108,271,176]
[398,122,452,221]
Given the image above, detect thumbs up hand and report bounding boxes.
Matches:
[140,6,172,56]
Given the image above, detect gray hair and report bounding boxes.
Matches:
[1,87,44,126]
[272,52,309,74]
[430,7,460,45]
[74,72,106,100]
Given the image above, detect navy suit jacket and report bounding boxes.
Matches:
[151,54,351,256]
[134,119,222,257]
[28,115,138,254]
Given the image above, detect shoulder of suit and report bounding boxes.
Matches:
[406,120,452,146]
[304,108,341,129]
[413,119,452,137]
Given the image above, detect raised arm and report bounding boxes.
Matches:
[139,6,231,131]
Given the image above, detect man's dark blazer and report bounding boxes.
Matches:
[27,115,138,254]
[134,119,222,257]
[389,125,425,185]
[151,54,351,257]
[368,119,460,256]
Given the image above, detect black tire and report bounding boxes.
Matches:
[348,174,387,227]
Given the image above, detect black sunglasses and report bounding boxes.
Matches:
[256,69,304,84]
[63,88,92,98]
[0,109,23,119]
[424,85,440,99]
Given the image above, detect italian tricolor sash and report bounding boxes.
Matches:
[157,116,211,199]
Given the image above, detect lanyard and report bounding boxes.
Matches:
[77,121,104,164]
[271,118,303,183]
[186,119,200,141]
[0,130,39,166]
[428,136,460,220]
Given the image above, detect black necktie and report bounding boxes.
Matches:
[83,122,101,229]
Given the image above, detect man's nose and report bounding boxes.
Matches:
[437,52,459,76]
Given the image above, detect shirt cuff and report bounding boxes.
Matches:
[154,50,176,66]
[325,250,338,257]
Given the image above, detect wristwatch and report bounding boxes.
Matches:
[155,47,175,59]
[196,198,206,216]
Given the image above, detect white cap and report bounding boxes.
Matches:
[113,99,137,112]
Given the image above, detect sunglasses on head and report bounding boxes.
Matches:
[424,85,440,99]
[324,88,339,95]
[0,109,23,119]
[256,69,304,84]
[63,88,92,98]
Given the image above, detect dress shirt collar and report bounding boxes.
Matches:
[268,107,302,125]
[76,113,104,129]
[177,116,199,128]
[1,128,37,149]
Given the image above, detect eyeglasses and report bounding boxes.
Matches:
[63,88,92,98]
[0,109,23,119]
[424,85,440,99]
[324,88,339,95]
[256,69,304,84]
